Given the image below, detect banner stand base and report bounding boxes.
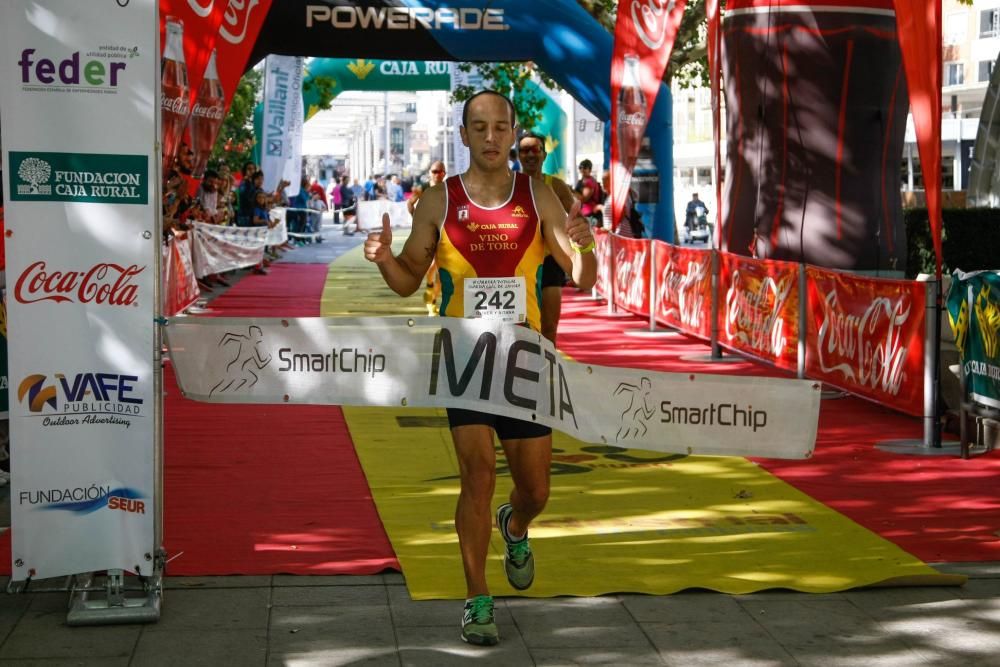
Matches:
[624,329,684,339]
[679,353,745,363]
[874,439,964,457]
[64,564,163,626]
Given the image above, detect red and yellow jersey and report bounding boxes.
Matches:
[436,173,546,331]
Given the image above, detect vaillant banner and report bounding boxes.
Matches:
[0,0,157,581]
[261,55,304,196]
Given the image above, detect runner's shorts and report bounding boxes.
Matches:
[446,408,552,440]
[541,254,567,289]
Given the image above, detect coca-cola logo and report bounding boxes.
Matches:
[617,109,647,127]
[614,247,648,309]
[816,289,911,396]
[161,93,190,115]
[188,0,215,18]
[15,261,145,306]
[658,256,708,330]
[191,102,224,119]
[725,269,795,359]
[219,0,260,45]
[630,1,676,51]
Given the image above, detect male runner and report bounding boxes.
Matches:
[517,132,576,344]
[364,90,596,646]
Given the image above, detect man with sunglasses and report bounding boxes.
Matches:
[364,90,596,647]
[517,132,576,344]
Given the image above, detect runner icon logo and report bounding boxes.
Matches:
[209,325,272,396]
[615,377,655,440]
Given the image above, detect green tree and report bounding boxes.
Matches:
[209,67,261,175]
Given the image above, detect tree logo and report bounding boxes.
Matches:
[17,157,52,196]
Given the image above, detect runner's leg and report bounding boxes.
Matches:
[452,424,498,598]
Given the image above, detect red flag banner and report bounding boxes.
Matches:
[610,0,687,232]
[705,0,721,246]
[718,253,800,370]
[805,266,926,415]
[611,235,651,315]
[653,242,713,339]
[163,233,200,317]
[215,0,274,114]
[894,0,942,278]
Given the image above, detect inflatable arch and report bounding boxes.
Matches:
[244,0,676,240]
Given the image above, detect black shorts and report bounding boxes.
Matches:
[541,255,567,289]
[446,408,552,440]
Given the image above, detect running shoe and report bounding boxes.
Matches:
[496,503,534,590]
[461,595,498,646]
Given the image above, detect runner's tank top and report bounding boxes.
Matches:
[437,172,545,331]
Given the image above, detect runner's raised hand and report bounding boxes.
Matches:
[564,200,593,250]
[364,213,393,263]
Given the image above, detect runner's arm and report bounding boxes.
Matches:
[549,177,577,214]
[534,180,597,290]
[364,184,443,296]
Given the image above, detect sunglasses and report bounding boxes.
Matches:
[518,146,542,155]
[430,169,445,174]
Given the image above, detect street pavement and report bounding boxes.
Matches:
[1,217,997,666]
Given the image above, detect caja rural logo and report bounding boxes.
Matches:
[10,152,148,205]
[17,372,145,429]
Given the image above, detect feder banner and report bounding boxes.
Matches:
[948,270,1000,410]
[0,0,157,581]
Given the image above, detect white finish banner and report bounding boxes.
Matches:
[358,200,412,231]
[261,55,304,196]
[0,0,157,580]
[191,223,268,278]
[266,216,288,247]
[165,317,821,459]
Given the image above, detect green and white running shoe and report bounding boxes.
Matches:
[496,503,534,590]
[461,595,498,646]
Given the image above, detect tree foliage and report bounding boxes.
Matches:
[208,67,262,174]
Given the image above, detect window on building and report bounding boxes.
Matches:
[697,168,713,186]
[946,12,967,44]
[980,59,996,82]
[980,8,1000,38]
[945,62,965,86]
[390,127,404,156]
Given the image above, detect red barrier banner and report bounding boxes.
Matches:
[805,267,925,416]
[718,253,799,370]
[594,229,612,298]
[611,235,650,316]
[654,242,712,339]
[163,234,200,316]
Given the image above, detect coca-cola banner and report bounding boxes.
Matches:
[0,0,157,580]
[594,229,612,298]
[163,235,200,317]
[718,253,800,371]
[947,271,1000,411]
[610,0,686,230]
[654,242,713,339]
[611,235,651,316]
[261,55,305,196]
[191,222,268,278]
[805,266,926,416]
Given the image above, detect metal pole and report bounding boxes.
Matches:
[710,250,722,358]
[607,234,617,315]
[649,240,657,332]
[922,278,939,447]
[384,92,391,174]
[797,263,806,379]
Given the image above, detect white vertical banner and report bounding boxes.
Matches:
[0,0,157,581]
[261,55,304,197]
[450,67,470,175]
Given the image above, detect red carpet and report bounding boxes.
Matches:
[163,264,397,574]
[557,289,1000,563]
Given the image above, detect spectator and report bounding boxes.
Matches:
[574,159,602,223]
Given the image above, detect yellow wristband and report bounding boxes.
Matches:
[571,240,596,254]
